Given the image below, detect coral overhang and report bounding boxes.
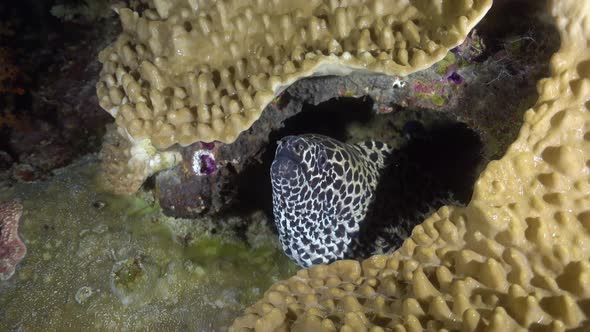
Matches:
[97,0,493,148]
[96,0,495,196]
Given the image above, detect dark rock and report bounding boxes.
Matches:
[0,151,14,170]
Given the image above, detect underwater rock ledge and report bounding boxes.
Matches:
[96,0,494,198]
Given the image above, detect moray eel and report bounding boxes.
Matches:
[270,134,393,267]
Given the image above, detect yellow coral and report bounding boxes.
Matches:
[99,124,181,194]
[231,0,590,330]
[96,0,492,149]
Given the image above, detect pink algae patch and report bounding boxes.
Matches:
[0,199,26,281]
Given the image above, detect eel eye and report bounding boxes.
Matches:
[297,144,304,151]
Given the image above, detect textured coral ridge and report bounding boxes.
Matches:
[231,1,590,331]
[99,124,180,194]
[96,0,492,149]
[0,200,26,281]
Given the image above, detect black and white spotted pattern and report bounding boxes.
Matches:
[270,134,392,268]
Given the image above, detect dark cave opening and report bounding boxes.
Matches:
[232,96,376,216]
[232,96,485,229]
[268,96,375,141]
[229,0,558,222]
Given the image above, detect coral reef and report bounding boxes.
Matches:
[96,0,556,205]
[150,0,557,218]
[99,124,181,194]
[95,0,495,195]
[0,199,26,281]
[97,0,492,148]
[230,0,590,330]
[0,157,296,330]
[155,16,557,217]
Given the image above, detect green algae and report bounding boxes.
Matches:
[0,156,296,330]
[435,52,458,75]
[112,256,146,288]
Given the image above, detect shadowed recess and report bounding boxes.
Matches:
[233,96,484,243]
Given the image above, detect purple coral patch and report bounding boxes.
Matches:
[447,72,464,85]
[0,199,27,281]
[192,150,217,175]
[199,154,217,175]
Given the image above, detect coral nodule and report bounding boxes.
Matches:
[0,199,26,281]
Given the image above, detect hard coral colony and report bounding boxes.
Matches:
[0,0,585,329]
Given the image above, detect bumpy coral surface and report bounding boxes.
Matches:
[99,124,180,194]
[0,199,26,281]
[231,0,590,330]
[97,0,492,148]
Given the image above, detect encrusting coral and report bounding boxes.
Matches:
[0,199,26,281]
[230,0,590,330]
[99,124,180,194]
[97,0,493,149]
